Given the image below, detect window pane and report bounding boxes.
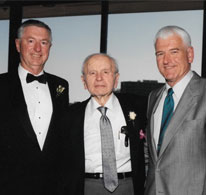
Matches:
[26,16,101,103]
[0,20,9,73]
[108,10,203,89]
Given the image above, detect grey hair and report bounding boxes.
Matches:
[81,53,119,75]
[17,19,52,43]
[154,25,191,47]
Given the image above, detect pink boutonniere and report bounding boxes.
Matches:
[139,129,146,140]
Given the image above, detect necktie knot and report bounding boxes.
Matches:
[168,88,174,96]
[98,106,107,116]
[26,73,47,84]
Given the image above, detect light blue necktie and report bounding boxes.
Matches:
[98,106,118,192]
[157,88,174,155]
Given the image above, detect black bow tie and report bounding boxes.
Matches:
[26,73,47,84]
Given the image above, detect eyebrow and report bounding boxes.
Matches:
[169,48,180,51]
[155,51,163,56]
[155,48,180,55]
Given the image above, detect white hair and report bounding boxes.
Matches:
[154,25,191,47]
[81,53,119,75]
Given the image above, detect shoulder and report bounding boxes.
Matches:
[69,98,90,112]
[69,101,82,112]
[0,72,18,103]
[45,72,68,85]
[193,73,206,86]
[115,92,148,109]
[115,92,141,101]
[0,72,9,77]
[148,85,164,100]
[66,99,90,127]
[0,72,18,89]
[0,72,10,82]
[115,92,148,123]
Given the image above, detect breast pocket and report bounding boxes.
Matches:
[182,118,205,133]
[176,118,206,153]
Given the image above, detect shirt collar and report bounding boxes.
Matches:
[18,64,44,82]
[90,93,117,111]
[165,70,193,99]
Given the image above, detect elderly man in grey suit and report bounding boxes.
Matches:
[145,25,206,195]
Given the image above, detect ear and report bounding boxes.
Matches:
[187,46,194,64]
[49,42,52,49]
[114,73,120,89]
[81,75,88,90]
[15,39,20,53]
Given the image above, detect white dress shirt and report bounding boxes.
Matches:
[84,93,132,173]
[18,65,53,150]
[154,70,193,148]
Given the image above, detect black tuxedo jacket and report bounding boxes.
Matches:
[0,71,69,195]
[62,93,147,195]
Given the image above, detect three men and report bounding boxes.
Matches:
[3,18,204,195]
[0,19,69,194]
[145,26,206,195]
[62,53,146,195]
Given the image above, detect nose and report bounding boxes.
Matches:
[96,72,103,81]
[163,53,170,64]
[34,42,41,52]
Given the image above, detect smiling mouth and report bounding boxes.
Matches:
[164,65,175,70]
[32,54,42,58]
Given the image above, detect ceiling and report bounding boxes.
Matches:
[0,1,204,20]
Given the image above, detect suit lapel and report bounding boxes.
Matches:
[148,86,165,161]
[78,98,90,139]
[159,73,201,157]
[115,94,130,127]
[115,93,139,148]
[46,73,57,111]
[149,87,165,135]
[71,98,89,173]
[9,72,39,147]
[41,73,58,151]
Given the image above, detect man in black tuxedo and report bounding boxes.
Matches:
[62,53,146,195]
[0,19,69,194]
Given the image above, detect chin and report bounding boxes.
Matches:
[93,91,108,96]
[164,73,175,80]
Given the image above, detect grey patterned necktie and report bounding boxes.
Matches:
[98,106,118,192]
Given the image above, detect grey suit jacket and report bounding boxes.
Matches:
[145,71,206,195]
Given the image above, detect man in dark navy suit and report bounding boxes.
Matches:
[62,53,146,195]
[0,19,69,195]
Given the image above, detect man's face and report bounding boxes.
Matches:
[15,26,51,74]
[155,34,194,87]
[82,55,119,99]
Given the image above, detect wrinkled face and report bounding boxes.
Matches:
[155,34,194,87]
[15,26,51,74]
[82,55,119,99]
